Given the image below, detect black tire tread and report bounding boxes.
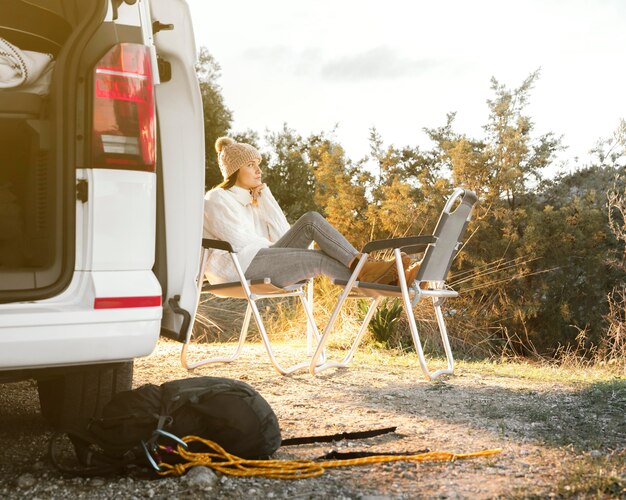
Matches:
[37,361,133,427]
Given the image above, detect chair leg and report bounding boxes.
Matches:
[184,250,319,375]
[394,248,454,381]
[180,302,253,370]
[309,253,367,375]
[297,291,326,364]
[308,282,353,375]
[305,280,314,355]
[432,297,455,378]
[310,296,383,374]
[401,292,432,381]
[338,296,382,366]
[399,283,454,381]
[248,297,312,376]
[309,253,376,375]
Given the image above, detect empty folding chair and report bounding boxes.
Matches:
[181,238,321,375]
[309,188,478,380]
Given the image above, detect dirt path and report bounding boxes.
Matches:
[1,338,625,498]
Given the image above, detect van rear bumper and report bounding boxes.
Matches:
[0,270,162,370]
[0,316,160,370]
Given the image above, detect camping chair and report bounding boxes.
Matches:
[181,239,322,375]
[309,188,478,380]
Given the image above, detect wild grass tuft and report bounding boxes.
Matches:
[192,273,626,375]
[556,452,626,498]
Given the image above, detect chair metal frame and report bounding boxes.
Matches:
[181,239,321,375]
[309,188,478,380]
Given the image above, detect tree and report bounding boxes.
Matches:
[311,140,371,247]
[416,73,569,356]
[195,47,233,189]
[605,170,626,364]
[262,125,321,222]
[591,119,626,168]
[359,131,443,243]
[521,187,620,351]
[482,71,561,211]
[369,177,423,238]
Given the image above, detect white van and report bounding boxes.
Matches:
[0,0,204,424]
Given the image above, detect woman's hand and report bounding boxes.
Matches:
[250,183,267,205]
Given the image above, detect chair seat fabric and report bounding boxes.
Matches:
[332,279,417,299]
[205,278,306,298]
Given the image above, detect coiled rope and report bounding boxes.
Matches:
[156,436,502,480]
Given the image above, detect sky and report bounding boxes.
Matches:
[186,0,625,176]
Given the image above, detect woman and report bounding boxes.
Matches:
[203,137,412,287]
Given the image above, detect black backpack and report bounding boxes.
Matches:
[51,376,282,475]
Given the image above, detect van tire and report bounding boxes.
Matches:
[37,361,133,427]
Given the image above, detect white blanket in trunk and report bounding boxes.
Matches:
[0,37,54,94]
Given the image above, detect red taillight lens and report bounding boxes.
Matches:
[94,295,162,309]
[91,43,156,171]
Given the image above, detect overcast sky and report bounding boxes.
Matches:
[186,0,625,175]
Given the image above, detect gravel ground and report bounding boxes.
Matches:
[1,338,625,499]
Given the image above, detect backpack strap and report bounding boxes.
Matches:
[48,430,144,477]
[49,415,177,477]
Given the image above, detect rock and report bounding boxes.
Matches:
[16,473,35,489]
[184,466,219,489]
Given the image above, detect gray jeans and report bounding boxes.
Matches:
[245,211,359,287]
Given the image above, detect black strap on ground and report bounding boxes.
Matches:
[316,448,430,460]
[280,426,397,446]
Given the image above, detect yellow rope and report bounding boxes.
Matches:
[156,436,502,480]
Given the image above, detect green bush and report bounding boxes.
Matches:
[359,299,405,348]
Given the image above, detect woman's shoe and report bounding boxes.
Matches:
[357,252,410,285]
[357,259,397,284]
[404,262,420,286]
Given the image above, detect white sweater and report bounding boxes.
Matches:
[203,186,290,284]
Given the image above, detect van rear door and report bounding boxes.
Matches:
[150,0,205,342]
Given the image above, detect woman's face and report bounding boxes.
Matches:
[235,159,262,190]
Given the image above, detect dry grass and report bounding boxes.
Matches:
[193,278,364,349]
[193,276,626,376]
[603,285,626,366]
[554,451,626,498]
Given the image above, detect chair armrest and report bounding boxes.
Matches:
[362,235,436,254]
[402,243,434,254]
[202,238,234,253]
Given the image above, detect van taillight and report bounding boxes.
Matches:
[91,43,156,171]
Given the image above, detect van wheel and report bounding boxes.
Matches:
[37,361,133,427]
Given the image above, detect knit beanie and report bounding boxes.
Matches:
[215,137,261,180]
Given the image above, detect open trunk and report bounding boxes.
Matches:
[0,97,55,291]
[0,0,105,300]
